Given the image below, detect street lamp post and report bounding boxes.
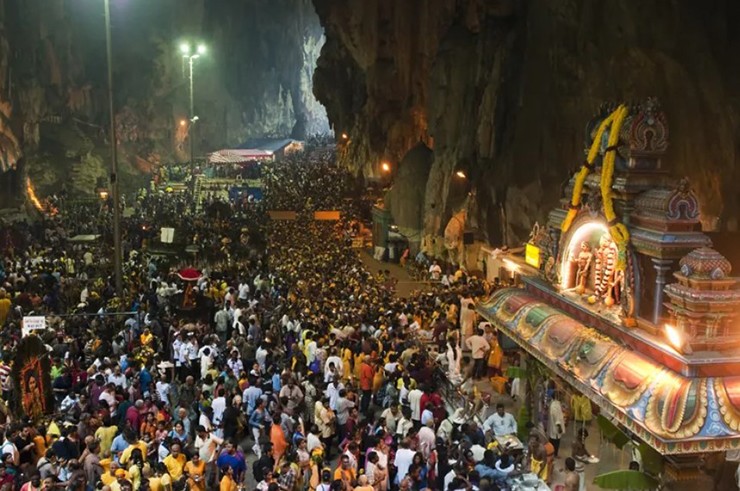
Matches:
[104,0,123,298]
[180,42,205,206]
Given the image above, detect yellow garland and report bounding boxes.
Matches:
[600,104,630,270]
[561,111,617,232]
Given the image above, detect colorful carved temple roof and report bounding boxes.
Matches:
[478,288,740,455]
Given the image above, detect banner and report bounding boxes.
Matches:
[22,316,46,337]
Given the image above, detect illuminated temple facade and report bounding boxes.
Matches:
[478,99,740,478]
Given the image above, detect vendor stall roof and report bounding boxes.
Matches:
[478,288,740,455]
[68,234,101,242]
[207,149,272,164]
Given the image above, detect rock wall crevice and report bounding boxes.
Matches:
[313,0,740,247]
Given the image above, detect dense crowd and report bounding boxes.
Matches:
[0,149,576,491]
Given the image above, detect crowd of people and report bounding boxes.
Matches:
[0,148,583,491]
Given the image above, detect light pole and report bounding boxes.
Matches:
[104,0,123,298]
[180,42,206,190]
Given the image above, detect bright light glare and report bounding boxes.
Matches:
[381,162,391,173]
[560,221,610,289]
[503,258,520,273]
[180,43,190,55]
[180,120,187,126]
[197,44,206,55]
[455,171,467,179]
[341,133,348,140]
[664,324,683,351]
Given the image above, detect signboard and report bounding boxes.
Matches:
[314,210,341,221]
[525,243,541,269]
[161,227,175,244]
[268,211,298,220]
[22,316,46,337]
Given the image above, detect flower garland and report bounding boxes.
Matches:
[561,110,618,233]
[600,104,630,270]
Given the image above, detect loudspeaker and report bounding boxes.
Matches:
[463,232,474,245]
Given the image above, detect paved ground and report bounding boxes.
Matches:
[358,249,432,298]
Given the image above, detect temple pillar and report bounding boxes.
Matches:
[652,258,673,324]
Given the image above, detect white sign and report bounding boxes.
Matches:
[161,227,175,244]
[22,316,46,337]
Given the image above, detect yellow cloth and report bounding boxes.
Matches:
[101,471,123,487]
[531,457,549,481]
[96,425,119,457]
[341,349,352,381]
[487,341,503,369]
[164,453,187,480]
[220,475,239,491]
[185,460,206,491]
[571,395,592,422]
[119,441,148,466]
[140,332,154,346]
[0,298,11,326]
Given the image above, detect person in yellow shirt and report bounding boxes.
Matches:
[95,418,119,457]
[140,328,154,347]
[184,454,206,491]
[333,454,356,490]
[0,289,11,326]
[101,462,127,487]
[219,464,239,491]
[119,438,148,467]
[163,443,187,483]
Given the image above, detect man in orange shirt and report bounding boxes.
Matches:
[334,454,356,491]
[359,355,374,414]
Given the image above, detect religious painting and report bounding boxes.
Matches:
[12,334,53,422]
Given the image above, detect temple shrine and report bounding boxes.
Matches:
[477,99,740,483]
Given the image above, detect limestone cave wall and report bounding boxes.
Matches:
[313,0,740,247]
[0,0,328,203]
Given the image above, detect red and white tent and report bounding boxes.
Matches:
[207,149,273,164]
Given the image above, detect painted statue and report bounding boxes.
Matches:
[594,234,617,298]
[572,241,593,294]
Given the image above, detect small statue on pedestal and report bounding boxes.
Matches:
[573,241,593,294]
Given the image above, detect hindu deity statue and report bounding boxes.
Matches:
[572,241,593,294]
[594,234,617,299]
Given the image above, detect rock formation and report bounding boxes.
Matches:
[0,0,328,203]
[313,0,740,247]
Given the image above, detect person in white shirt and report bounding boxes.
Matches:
[324,351,342,379]
[211,389,227,427]
[417,419,436,460]
[226,351,244,375]
[107,365,127,388]
[307,426,323,454]
[395,407,413,438]
[548,393,565,457]
[393,439,416,484]
[155,379,171,406]
[465,328,490,380]
[428,262,442,281]
[198,345,215,379]
[255,345,268,372]
[483,403,517,437]
[304,333,317,368]
[407,387,424,424]
[380,403,401,434]
[238,282,250,301]
[459,296,476,345]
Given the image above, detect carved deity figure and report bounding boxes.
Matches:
[594,234,617,298]
[573,241,593,294]
[605,268,624,307]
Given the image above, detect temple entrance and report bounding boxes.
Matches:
[560,220,623,307]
